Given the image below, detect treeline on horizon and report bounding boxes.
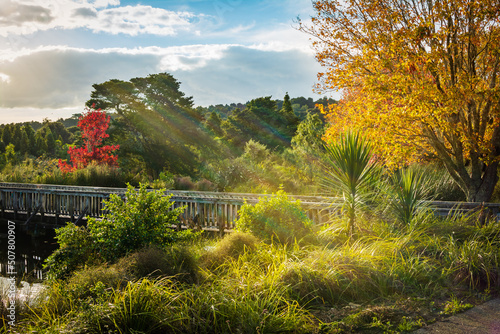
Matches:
[0,72,335,195]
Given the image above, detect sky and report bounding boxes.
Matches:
[0,0,330,124]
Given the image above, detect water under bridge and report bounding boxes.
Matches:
[1,182,499,233]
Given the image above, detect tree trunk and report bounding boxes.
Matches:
[465,162,499,202]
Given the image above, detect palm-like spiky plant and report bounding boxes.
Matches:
[388,167,431,227]
[322,131,380,237]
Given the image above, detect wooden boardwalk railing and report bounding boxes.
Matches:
[1,182,499,232]
[0,182,339,232]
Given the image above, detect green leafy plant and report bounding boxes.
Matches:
[45,183,200,279]
[87,183,197,262]
[442,296,474,315]
[322,131,380,237]
[387,167,432,227]
[235,190,313,244]
[44,223,97,279]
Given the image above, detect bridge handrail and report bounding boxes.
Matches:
[0,182,340,207]
[1,182,499,214]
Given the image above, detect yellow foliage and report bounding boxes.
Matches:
[302,0,500,200]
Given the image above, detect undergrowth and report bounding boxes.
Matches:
[4,212,499,334]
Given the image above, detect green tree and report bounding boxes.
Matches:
[205,111,224,137]
[281,92,300,138]
[45,128,56,156]
[222,96,298,151]
[281,92,293,115]
[291,112,325,157]
[23,124,36,154]
[35,131,48,154]
[3,143,16,165]
[19,130,29,155]
[2,124,12,146]
[87,73,219,176]
[12,124,22,150]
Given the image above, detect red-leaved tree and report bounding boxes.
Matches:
[59,105,119,173]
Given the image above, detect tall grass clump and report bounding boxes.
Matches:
[25,265,314,334]
[442,232,500,291]
[201,231,260,270]
[279,247,382,306]
[117,244,199,284]
[87,278,184,334]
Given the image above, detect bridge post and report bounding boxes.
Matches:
[0,191,4,218]
[55,193,59,225]
[40,193,45,222]
[217,202,228,236]
[26,192,32,219]
[69,196,74,222]
[13,191,18,220]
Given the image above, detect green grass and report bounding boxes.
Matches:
[5,212,500,334]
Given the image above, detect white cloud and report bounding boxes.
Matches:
[0,106,81,123]
[0,73,10,83]
[0,44,325,122]
[0,0,203,37]
[173,46,322,106]
[0,0,53,27]
[0,46,161,109]
[86,5,197,36]
[247,23,315,52]
[157,44,231,71]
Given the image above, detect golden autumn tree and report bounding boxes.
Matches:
[300,0,500,202]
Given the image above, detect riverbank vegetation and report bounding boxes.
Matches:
[2,202,499,333]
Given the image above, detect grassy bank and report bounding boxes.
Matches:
[2,211,499,333]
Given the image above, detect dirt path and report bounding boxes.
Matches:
[413,299,500,333]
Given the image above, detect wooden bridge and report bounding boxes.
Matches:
[1,182,499,233]
[0,182,339,232]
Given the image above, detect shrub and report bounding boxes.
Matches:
[241,139,270,164]
[45,183,201,279]
[44,223,98,280]
[65,264,125,301]
[194,178,217,191]
[174,176,195,190]
[235,190,313,244]
[87,183,199,262]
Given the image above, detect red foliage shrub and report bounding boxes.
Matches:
[59,105,119,172]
